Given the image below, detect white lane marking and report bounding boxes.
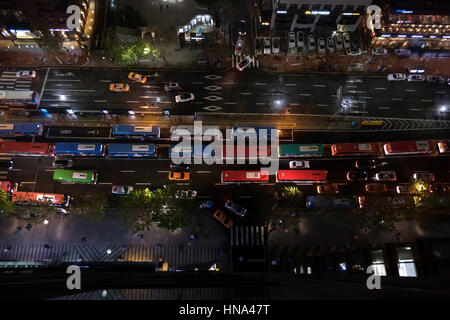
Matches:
[44,89,95,92]
[157,170,170,173]
[126,101,140,103]
[289,103,299,106]
[120,170,135,173]
[41,99,77,102]
[361,96,373,99]
[223,82,236,85]
[241,92,252,95]
[140,96,150,98]
[135,182,152,185]
[9,168,21,171]
[255,82,266,85]
[409,108,422,111]
[435,91,446,94]
[225,102,237,104]
[196,171,212,174]
[44,169,56,172]
[98,182,113,185]
[405,89,416,92]
[100,80,112,82]
[47,79,82,82]
[313,84,326,87]
[20,182,36,184]
[299,93,311,96]
[256,102,266,105]
[392,98,403,101]
[346,85,357,88]
[348,90,366,94]
[378,107,391,110]
[285,83,297,86]
[316,104,329,107]
[374,87,386,90]
[260,183,275,186]
[420,99,433,102]
[94,100,107,103]
[158,101,171,104]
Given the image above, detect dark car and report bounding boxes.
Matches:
[346,171,368,181]
[52,158,73,168]
[355,159,377,169]
[170,163,190,170]
[237,19,247,36]
[225,200,247,217]
[430,184,449,194]
[0,160,13,170]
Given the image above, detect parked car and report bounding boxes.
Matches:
[168,171,190,181]
[407,74,425,82]
[175,190,198,199]
[343,33,351,48]
[225,200,247,217]
[263,38,271,54]
[396,185,412,194]
[296,31,304,48]
[213,210,234,228]
[335,34,343,49]
[109,83,130,92]
[346,171,368,181]
[52,158,73,168]
[289,160,310,168]
[372,48,388,55]
[0,160,13,170]
[429,184,449,194]
[387,73,407,81]
[237,55,252,71]
[347,48,362,56]
[426,75,446,84]
[317,184,339,194]
[170,163,190,170]
[112,185,133,195]
[395,48,412,56]
[407,66,425,74]
[412,171,435,182]
[175,92,195,103]
[355,159,377,169]
[326,37,334,53]
[307,35,315,51]
[288,32,296,48]
[365,183,387,193]
[164,82,181,92]
[128,72,146,84]
[235,39,244,56]
[374,171,397,181]
[16,70,36,79]
[272,37,280,54]
[317,37,325,54]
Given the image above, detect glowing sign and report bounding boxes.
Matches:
[277,10,287,14]
[305,10,330,15]
[396,9,413,14]
[342,12,361,16]
[9,29,37,39]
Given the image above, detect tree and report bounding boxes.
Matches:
[34,31,64,54]
[0,190,15,219]
[68,193,108,222]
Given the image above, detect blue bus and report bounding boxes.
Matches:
[169,144,215,158]
[232,126,277,141]
[306,196,356,209]
[0,122,44,137]
[54,143,105,157]
[113,125,160,139]
[108,143,157,158]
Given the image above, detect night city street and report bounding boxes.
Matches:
[0,0,450,312]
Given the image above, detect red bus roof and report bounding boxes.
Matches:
[277,170,327,182]
[384,140,433,153]
[331,142,379,156]
[221,170,269,182]
[0,141,54,155]
[12,191,66,205]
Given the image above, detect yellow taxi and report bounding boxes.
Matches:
[128,72,147,84]
[168,171,190,181]
[213,210,234,228]
[109,83,130,92]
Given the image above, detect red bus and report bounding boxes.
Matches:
[331,142,379,157]
[0,181,18,194]
[276,170,327,183]
[220,145,271,159]
[221,170,270,183]
[383,140,433,156]
[0,141,55,157]
[12,191,70,207]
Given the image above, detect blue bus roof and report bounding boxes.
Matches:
[113,125,160,135]
[108,143,156,153]
[55,142,104,154]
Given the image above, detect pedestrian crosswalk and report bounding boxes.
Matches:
[232,54,260,70]
[0,71,32,91]
[230,225,266,246]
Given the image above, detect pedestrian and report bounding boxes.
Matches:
[81,237,86,242]
[44,244,51,249]
[166,4,168,9]
[25,223,32,230]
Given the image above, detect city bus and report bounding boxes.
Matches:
[383,140,434,156]
[0,90,40,107]
[0,141,55,157]
[54,143,105,157]
[169,144,215,159]
[358,195,414,208]
[0,122,44,137]
[306,196,356,209]
[232,126,278,141]
[279,144,324,158]
[113,125,160,139]
[12,191,70,207]
[108,143,157,158]
[276,170,327,183]
[221,144,271,160]
[221,170,270,183]
[53,169,98,184]
[331,142,379,157]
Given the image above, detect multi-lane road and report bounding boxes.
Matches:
[4,67,448,120]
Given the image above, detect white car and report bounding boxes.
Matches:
[372,48,388,55]
[343,33,351,48]
[326,37,334,53]
[272,37,280,54]
[175,190,198,199]
[407,74,425,82]
[237,55,252,71]
[263,37,271,54]
[175,92,195,103]
[374,171,397,181]
[335,34,343,50]
[387,73,406,81]
[288,32,296,48]
[347,48,362,56]
[317,38,325,54]
[289,160,310,169]
[16,70,36,79]
[307,35,315,51]
[112,185,133,195]
[412,171,435,182]
[395,48,412,56]
[296,31,304,48]
[164,82,181,92]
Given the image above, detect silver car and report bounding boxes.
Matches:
[288,32,296,48]
[263,38,271,54]
[335,34,343,50]
[308,35,315,51]
[175,190,198,199]
[112,185,134,194]
[343,33,351,48]
[317,38,325,54]
[272,37,280,54]
[296,31,304,48]
[326,37,334,53]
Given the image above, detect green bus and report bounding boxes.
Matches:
[53,169,98,184]
[279,144,324,158]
